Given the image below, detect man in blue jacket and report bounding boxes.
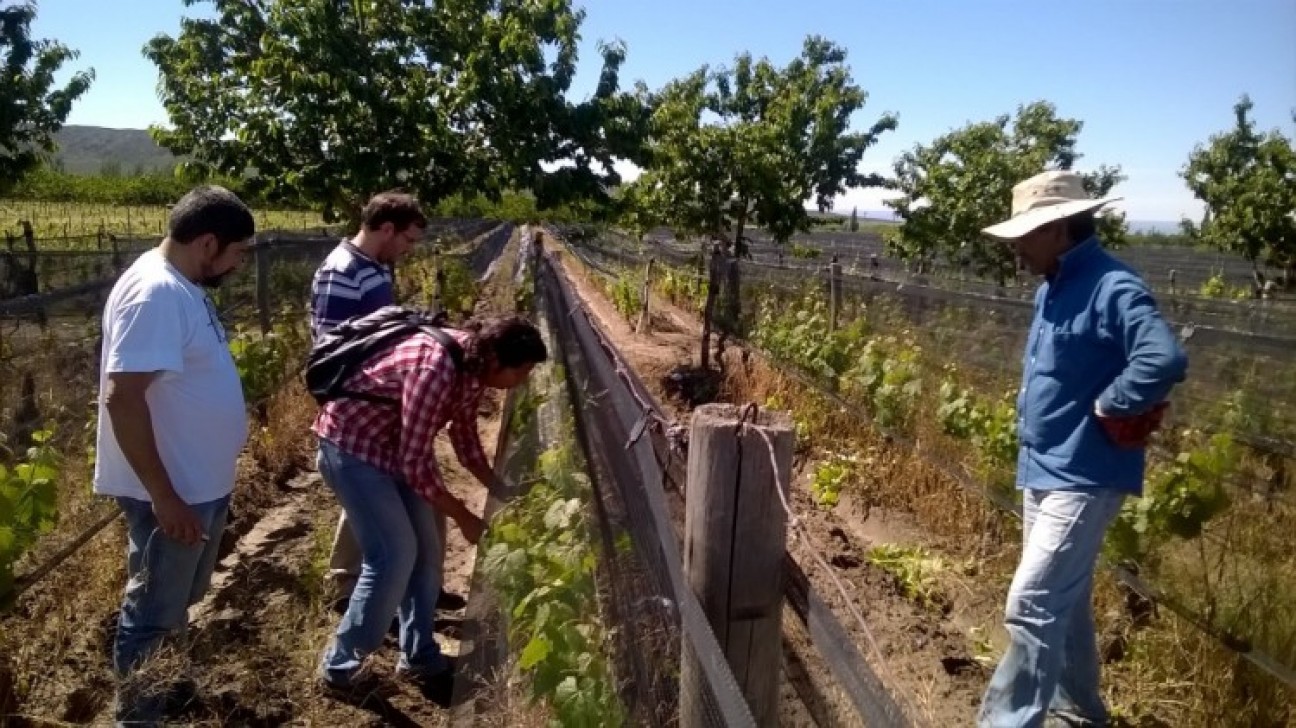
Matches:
[978,171,1188,728]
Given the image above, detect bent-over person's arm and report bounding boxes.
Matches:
[397,349,485,544]
[448,392,507,497]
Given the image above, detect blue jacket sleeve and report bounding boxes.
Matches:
[1095,274,1188,415]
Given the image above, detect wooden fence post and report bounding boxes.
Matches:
[432,247,445,312]
[636,257,655,334]
[681,404,794,728]
[254,238,272,334]
[699,243,723,369]
[829,254,842,332]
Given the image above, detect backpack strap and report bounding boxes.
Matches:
[333,325,464,406]
[420,325,465,371]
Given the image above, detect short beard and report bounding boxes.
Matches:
[198,271,230,288]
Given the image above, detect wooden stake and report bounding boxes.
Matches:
[699,243,723,369]
[433,248,446,312]
[635,257,655,334]
[254,239,271,334]
[681,404,794,728]
[829,254,842,332]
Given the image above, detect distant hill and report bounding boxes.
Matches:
[1127,220,1184,235]
[51,125,179,175]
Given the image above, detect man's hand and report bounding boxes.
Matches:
[152,493,206,545]
[431,489,487,545]
[1095,401,1170,449]
[456,513,486,546]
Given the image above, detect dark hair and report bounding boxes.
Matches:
[361,191,427,232]
[463,316,548,373]
[169,185,255,249]
[1066,212,1097,244]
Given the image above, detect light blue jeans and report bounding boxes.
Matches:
[978,488,1126,728]
[114,494,230,726]
[317,438,448,686]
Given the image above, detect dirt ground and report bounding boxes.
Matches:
[553,245,998,727]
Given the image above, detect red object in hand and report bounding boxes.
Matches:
[1096,401,1170,449]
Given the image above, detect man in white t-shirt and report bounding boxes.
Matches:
[94,185,254,725]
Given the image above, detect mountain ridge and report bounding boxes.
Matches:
[51,125,178,175]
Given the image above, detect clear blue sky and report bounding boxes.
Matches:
[33,0,1296,222]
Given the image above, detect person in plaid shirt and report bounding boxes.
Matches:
[314,314,547,701]
[310,191,469,612]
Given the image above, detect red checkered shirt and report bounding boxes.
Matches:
[312,329,488,502]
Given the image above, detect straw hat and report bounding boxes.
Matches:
[982,170,1121,240]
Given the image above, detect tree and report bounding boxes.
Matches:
[885,101,1126,283]
[849,206,859,232]
[144,0,650,226]
[627,36,895,365]
[0,1,93,197]
[1182,96,1296,283]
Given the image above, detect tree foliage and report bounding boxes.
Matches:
[143,0,650,226]
[885,101,1126,282]
[0,1,93,197]
[627,35,896,252]
[1181,95,1296,276]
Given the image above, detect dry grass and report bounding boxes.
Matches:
[245,378,318,488]
[466,663,556,728]
[725,351,1009,553]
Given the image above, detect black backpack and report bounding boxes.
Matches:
[305,306,463,406]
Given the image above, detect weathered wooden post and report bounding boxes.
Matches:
[829,254,842,332]
[681,404,794,728]
[254,237,272,334]
[432,246,445,312]
[699,243,724,369]
[636,257,655,334]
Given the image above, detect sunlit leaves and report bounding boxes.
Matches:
[885,101,1127,282]
[627,36,895,249]
[1181,96,1296,276]
[0,2,94,196]
[144,0,650,226]
[0,428,61,602]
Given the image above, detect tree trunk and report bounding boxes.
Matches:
[724,208,747,341]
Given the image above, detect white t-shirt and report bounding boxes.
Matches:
[93,249,249,504]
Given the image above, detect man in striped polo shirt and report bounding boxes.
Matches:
[310,191,463,611]
[310,192,417,340]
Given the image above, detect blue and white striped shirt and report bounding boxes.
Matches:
[309,241,394,341]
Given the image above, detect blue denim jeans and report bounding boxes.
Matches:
[978,488,1125,728]
[113,494,230,726]
[317,438,448,685]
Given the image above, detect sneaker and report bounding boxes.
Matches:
[395,654,456,682]
[437,589,467,611]
[396,661,456,708]
[113,692,165,728]
[1044,710,1105,728]
[318,664,384,705]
